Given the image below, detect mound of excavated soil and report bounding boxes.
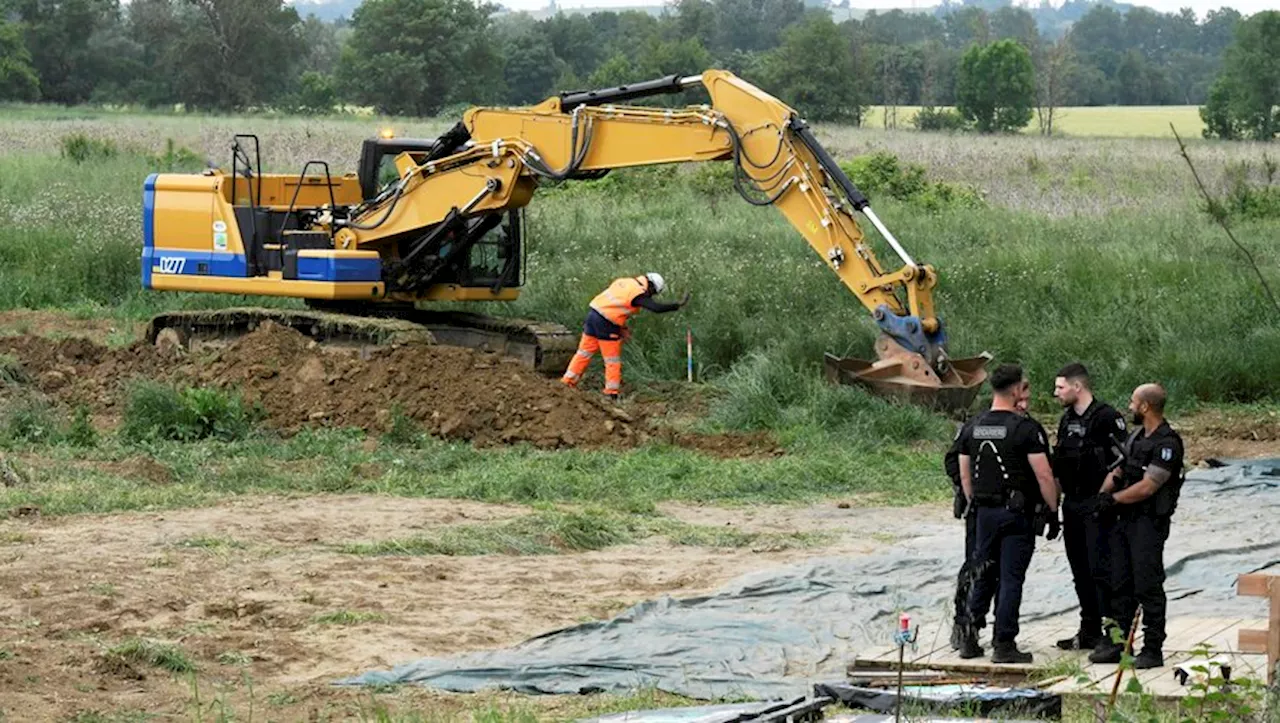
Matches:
[0,323,781,456]
[189,322,641,449]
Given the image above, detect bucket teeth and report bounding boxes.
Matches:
[824,335,992,414]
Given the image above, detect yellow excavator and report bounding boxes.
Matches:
[141,69,989,410]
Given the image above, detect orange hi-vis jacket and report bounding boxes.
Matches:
[589,276,650,327]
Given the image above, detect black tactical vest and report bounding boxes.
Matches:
[969,410,1037,508]
[1053,401,1119,499]
[1116,422,1185,518]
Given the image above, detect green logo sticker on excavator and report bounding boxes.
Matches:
[213,220,228,251]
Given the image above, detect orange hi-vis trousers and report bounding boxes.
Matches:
[561,334,623,396]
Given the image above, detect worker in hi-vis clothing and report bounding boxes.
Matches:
[561,273,689,399]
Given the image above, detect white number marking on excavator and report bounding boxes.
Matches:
[157,257,186,274]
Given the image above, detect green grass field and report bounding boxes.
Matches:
[0,107,1277,721]
[863,104,1208,138]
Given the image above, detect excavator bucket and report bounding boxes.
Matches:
[824,335,992,414]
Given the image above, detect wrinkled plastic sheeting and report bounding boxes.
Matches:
[338,459,1280,701]
[574,701,795,723]
[814,681,1061,718]
[576,695,831,723]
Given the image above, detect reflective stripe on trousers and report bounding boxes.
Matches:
[561,333,623,395]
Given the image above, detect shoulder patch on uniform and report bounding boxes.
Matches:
[973,426,1007,440]
[1161,447,1173,461]
[1116,417,1126,430]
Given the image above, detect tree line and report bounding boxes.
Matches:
[0,0,1273,139]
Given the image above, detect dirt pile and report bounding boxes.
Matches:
[0,323,780,455]
[188,322,643,448]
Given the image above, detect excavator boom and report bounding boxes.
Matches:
[141,70,989,410]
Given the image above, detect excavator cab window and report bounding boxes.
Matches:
[357,138,438,201]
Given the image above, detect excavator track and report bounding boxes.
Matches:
[145,307,579,375]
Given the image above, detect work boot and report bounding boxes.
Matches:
[957,628,983,659]
[1088,639,1124,664]
[1134,647,1164,669]
[1056,627,1102,651]
[992,640,1033,664]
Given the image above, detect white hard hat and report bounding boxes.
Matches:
[645,272,666,294]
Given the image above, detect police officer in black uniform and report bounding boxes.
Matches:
[1085,383,1184,669]
[1050,363,1128,652]
[945,390,1030,650]
[956,364,1061,664]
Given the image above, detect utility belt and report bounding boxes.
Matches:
[970,487,1035,514]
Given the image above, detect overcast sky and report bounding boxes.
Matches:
[493,0,1272,18]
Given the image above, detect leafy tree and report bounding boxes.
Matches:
[586,53,636,88]
[503,29,561,103]
[543,13,602,80]
[956,38,1035,133]
[943,6,989,49]
[990,6,1038,51]
[289,70,336,113]
[8,0,120,104]
[0,21,38,101]
[177,0,306,110]
[299,15,344,75]
[712,0,803,54]
[638,37,711,78]
[761,12,861,123]
[1199,10,1280,141]
[337,0,503,116]
[673,0,716,50]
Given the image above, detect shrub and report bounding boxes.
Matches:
[913,106,969,132]
[60,134,117,164]
[148,138,204,172]
[1213,156,1280,222]
[840,151,984,210]
[121,381,257,443]
[3,399,60,444]
[383,405,421,446]
[64,405,98,448]
[0,353,27,386]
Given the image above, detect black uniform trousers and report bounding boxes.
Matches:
[1106,512,1171,649]
[966,504,1036,643]
[1061,497,1109,633]
[954,507,978,625]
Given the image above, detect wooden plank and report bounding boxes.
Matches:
[1165,618,1245,653]
[1268,585,1279,685]
[1237,573,1277,598]
[1239,628,1268,654]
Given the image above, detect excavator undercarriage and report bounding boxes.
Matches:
[145,305,578,375]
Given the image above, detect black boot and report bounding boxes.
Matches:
[950,622,963,651]
[1134,646,1164,669]
[958,627,983,659]
[1088,638,1124,664]
[1056,626,1102,651]
[992,639,1033,664]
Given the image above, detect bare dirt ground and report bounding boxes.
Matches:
[0,495,934,721]
[3,311,1279,721]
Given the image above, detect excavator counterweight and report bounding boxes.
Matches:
[140,70,989,413]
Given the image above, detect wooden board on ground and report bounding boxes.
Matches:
[852,615,1270,701]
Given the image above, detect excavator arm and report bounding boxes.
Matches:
[331,70,988,402]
